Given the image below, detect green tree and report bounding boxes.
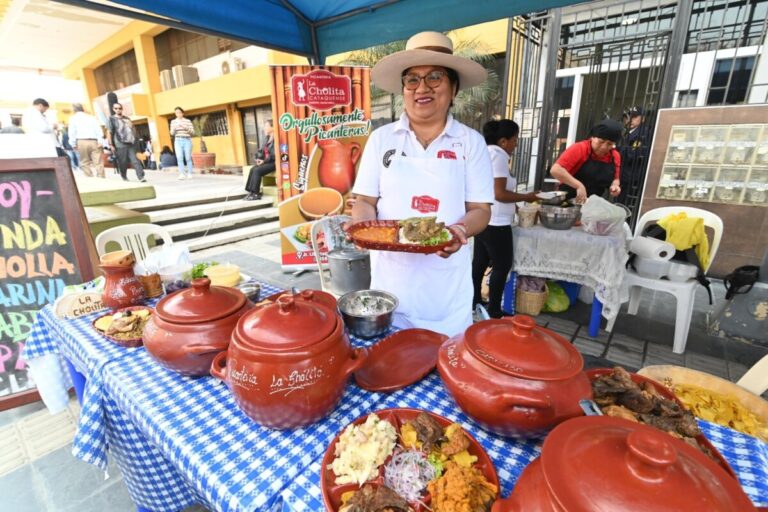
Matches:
[342,31,500,126]
[192,114,209,153]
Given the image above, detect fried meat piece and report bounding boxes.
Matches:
[341,484,410,512]
[617,388,656,414]
[427,461,497,512]
[441,426,471,456]
[410,412,444,452]
[400,217,445,243]
[603,405,639,422]
[639,411,702,438]
[106,312,140,335]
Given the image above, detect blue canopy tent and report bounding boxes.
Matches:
[59,0,579,62]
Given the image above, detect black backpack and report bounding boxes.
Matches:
[628,223,713,304]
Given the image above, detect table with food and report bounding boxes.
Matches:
[22,246,768,512]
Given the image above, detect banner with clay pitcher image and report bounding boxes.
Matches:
[270,65,371,270]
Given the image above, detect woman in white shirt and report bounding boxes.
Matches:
[472,120,538,318]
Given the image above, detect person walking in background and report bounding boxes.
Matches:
[170,106,194,180]
[24,98,64,155]
[617,106,651,205]
[472,119,539,318]
[243,120,275,200]
[159,145,178,171]
[107,102,146,182]
[0,117,23,134]
[60,124,80,171]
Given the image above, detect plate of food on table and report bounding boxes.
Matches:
[586,366,738,477]
[93,305,153,348]
[321,408,498,511]
[348,217,458,254]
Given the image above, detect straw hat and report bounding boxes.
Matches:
[371,31,487,94]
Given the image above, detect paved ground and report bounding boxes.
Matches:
[2,172,766,511]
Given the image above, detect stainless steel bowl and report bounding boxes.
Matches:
[235,282,261,302]
[537,190,568,206]
[337,289,398,339]
[539,205,580,230]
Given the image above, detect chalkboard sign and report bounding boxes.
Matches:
[0,158,97,410]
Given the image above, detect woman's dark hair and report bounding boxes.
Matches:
[174,107,185,114]
[264,119,273,127]
[161,145,174,155]
[483,119,520,145]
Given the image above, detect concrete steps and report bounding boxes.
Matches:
[116,178,280,252]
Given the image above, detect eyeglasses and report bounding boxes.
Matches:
[401,70,447,90]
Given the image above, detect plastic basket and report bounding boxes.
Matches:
[515,283,549,316]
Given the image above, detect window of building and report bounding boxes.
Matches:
[240,106,273,165]
[155,29,248,70]
[93,50,141,95]
[676,90,699,107]
[707,56,755,105]
[686,0,768,52]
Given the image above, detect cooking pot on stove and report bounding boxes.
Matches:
[492,416,759,511]
[143,278,253,376]
[210,290,367,429]
[437,315,591,438]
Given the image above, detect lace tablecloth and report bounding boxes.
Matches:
[513,225,629,319]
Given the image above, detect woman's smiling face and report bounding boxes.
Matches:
[402,65,456,124]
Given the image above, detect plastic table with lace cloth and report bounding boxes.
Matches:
[512,223,630,335]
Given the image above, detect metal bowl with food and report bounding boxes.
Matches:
[338,290,398,339]
[538,205,580,230]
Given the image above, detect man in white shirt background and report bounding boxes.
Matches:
[69,103,106,178]
[23,98,65,156]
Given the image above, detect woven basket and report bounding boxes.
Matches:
[515,283,549,316]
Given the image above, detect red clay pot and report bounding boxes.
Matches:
[437,315,591,438]
[211,291,366,429]
[492,416,758,511]
[143,278,252,376]
[101,262,145,309]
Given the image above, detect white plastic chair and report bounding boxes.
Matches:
[617,207,723,354]
[95,223,174,262]
[310,215,367,297]
[737,354,768,395]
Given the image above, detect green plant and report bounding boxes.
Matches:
[342,31,500,122]
[192,114,209,153]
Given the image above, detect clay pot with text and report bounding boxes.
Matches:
[437,315,592,438]
[210,291,367,429]
[100,250,145,309]
[143,278,253,376]
[492,416,759,512]
[317,139,361,195]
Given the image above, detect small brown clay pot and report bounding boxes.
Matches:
[143,278,252,376]
[100,257,145,309]
[492,416,758,511]
[437,315,591,438]
[210,291,366,429]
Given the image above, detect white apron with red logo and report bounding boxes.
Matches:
[371,132,472,337]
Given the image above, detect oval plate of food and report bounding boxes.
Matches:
[93,306,153,348]
[321,408,499,512]
[586,367,736,478]
[348,217,458,254]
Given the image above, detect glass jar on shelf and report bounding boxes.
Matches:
[693,144,724,164]
[713,185,743,204]
[726,125,761,164]
[683,183,713,202]
[657,183,685,200]
[754,144,768,166]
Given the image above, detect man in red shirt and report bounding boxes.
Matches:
[550,119,623,203]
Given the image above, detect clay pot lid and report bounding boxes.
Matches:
[234,293,337,351]
[156,278,246,324]
[540,416,755,512]
[464,315,582,380]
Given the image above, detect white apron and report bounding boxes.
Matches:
[371,132,472,337]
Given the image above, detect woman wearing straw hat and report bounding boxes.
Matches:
[351,31,494,337]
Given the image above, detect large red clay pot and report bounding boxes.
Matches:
[143,278,252,376]
[437,315,591,438]
[492,416,758,511]
[210,291,367,429]
[317,139,361,195]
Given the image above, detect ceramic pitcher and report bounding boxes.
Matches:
[318,139,361,195]
[101,262,146,309]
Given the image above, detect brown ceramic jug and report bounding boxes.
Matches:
[210,291,366,429]
[317,139,361,195]
[492,416,758,512]
[143,278,253,376]
[437,315,591,438]
[100,251,145,309]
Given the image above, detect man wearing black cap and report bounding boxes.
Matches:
[550,119,623,203]
[618,106,651,205]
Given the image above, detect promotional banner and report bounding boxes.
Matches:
[270,65,371,270]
